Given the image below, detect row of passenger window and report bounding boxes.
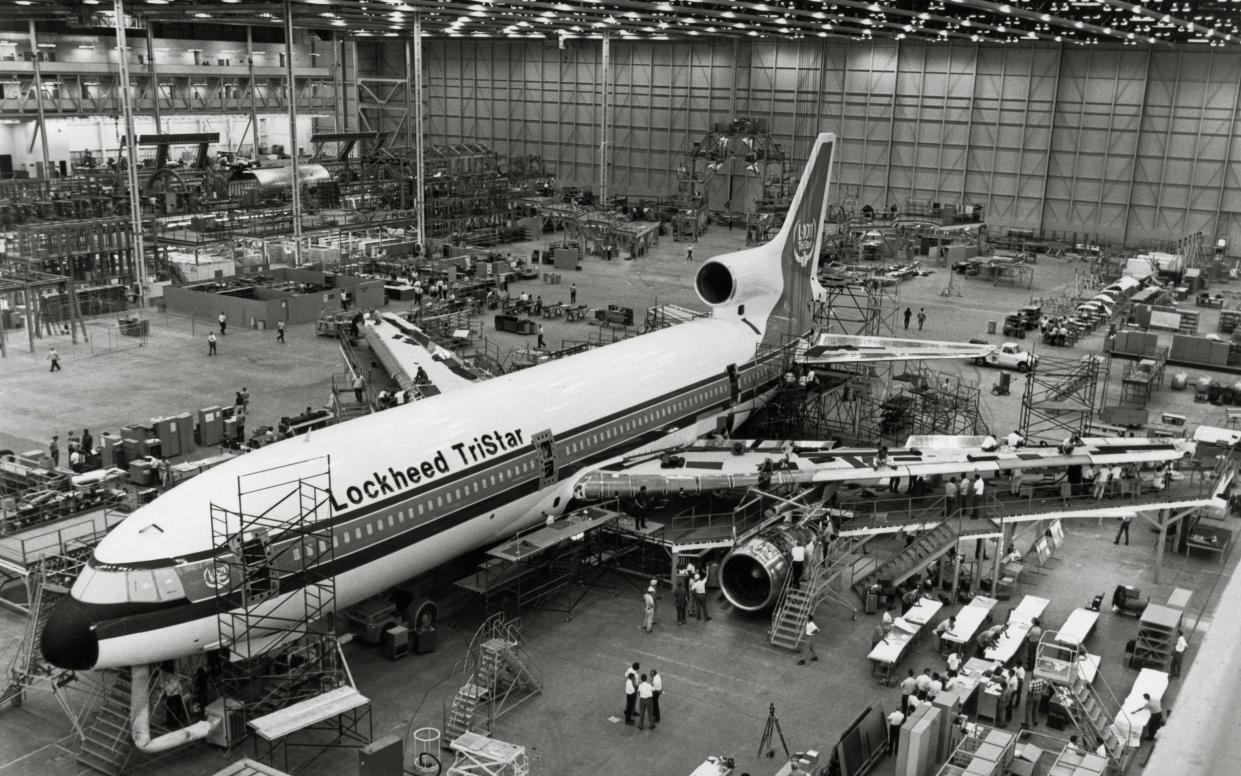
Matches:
[327,456,539,552]
[560,381,731,458]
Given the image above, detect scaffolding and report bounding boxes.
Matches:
[444,614,542,745]
[892,363,988,437]
[1019,355,1102,444]
[209,456,346,736]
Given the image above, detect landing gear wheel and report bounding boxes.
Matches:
[1017,362,1029,373]
[975,357,987,367]
[407,599,438,630]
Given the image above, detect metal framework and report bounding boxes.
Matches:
[1019,355,1102,444]
[209,456,345,735]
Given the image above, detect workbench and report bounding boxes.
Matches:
[867,597,943,684]
[941,595,998,655]
[983,595,1049,663]
[1110,668,1168,746]
[1055,608,1100,648]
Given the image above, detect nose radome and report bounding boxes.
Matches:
[40,599,99,671]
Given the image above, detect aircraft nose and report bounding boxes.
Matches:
[40,598,99,671]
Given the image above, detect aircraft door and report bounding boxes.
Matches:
[531,429,558,489]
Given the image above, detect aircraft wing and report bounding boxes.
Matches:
[362,312,482,397]
[571,436,1196,499]
[797,334,992,366]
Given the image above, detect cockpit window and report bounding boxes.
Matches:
[153,568,184,601]
[72,565,128,604]
[127,570,159,602]
[72,562,189,604]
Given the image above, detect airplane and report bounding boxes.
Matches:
[41,132,999,739]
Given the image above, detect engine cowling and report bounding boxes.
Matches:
[718,525,818,612]
[694,247,779,313]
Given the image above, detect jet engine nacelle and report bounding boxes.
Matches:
[694,247,779,312]
[718,524,819,612]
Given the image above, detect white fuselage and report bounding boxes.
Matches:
[83,316,786,668]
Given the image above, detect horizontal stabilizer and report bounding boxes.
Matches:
[797,334,993,366]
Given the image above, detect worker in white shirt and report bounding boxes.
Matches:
[1129,693,1163,741]
[798,615,820,665]
[624,672,637,726]
[1006,430,1024,449]
[927,672,943,700]
[899,670,917,709]
[691,575,710,620]
[790,539,806,589]
[946,652,961,673]
[637,674,655,730]
[1171,630,1188,677]
[972,474,985,518]
[944,670,962,693]
[914,668,932,700]
[642,582,657,633]
[934,616,957,651]
[650,669,663,723]
[981,434,998,452]
[887,707,905,755]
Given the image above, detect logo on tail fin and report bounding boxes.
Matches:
[792,221,817,267]
[762,133,835,346]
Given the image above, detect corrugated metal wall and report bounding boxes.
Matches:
[360,39,1241,255]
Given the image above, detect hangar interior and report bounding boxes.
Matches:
[2,3,1241,776]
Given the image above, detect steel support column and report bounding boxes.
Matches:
[283,0,303,266]
[413,14,426,250]
[1036,44,1065,235]
[144,24,162,133]
[27,21,52,178]
[599,31,611,206]
[1121,46,1154,246]
[247,25,262,155]
[113,0,146,305]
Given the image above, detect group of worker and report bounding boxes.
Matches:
[48,428,95,473]
[1040,315,1078,346]
[622,661,663,730]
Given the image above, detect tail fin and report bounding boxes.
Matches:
[764,132,835,345]
[692,132,836,345]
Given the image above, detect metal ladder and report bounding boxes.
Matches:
[769,536,868,649]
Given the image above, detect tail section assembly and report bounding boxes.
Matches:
[694,132,836,345]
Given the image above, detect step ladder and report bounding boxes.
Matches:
[851,523,959,600]
[769,537,869,649]
[76,669,135,776]
[444,681,490,741]
[1033,635,1129,770]
[1,563,75,710]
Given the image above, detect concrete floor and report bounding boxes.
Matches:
[0,226,1236,776]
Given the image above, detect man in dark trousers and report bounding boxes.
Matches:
[1114,515,1132,545]
[623,672,637,726]
[569,283,577,304]
[650,669,662,724]
[276,319,286,344]
[674,581,688,625]
[49,435,60,468]
[47,348,62,372]
[218,312,227,335]
[903,307,912,329]
[207,333,218,356]
[633,485,650,529]
[537,324,546,349]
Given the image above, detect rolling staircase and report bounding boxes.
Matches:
[445,616,542,746]
[770,536,870,649]
[851,522,960,600]
[1033,634,1129,772]
[76,669,135,776]
[1,558,79,710]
